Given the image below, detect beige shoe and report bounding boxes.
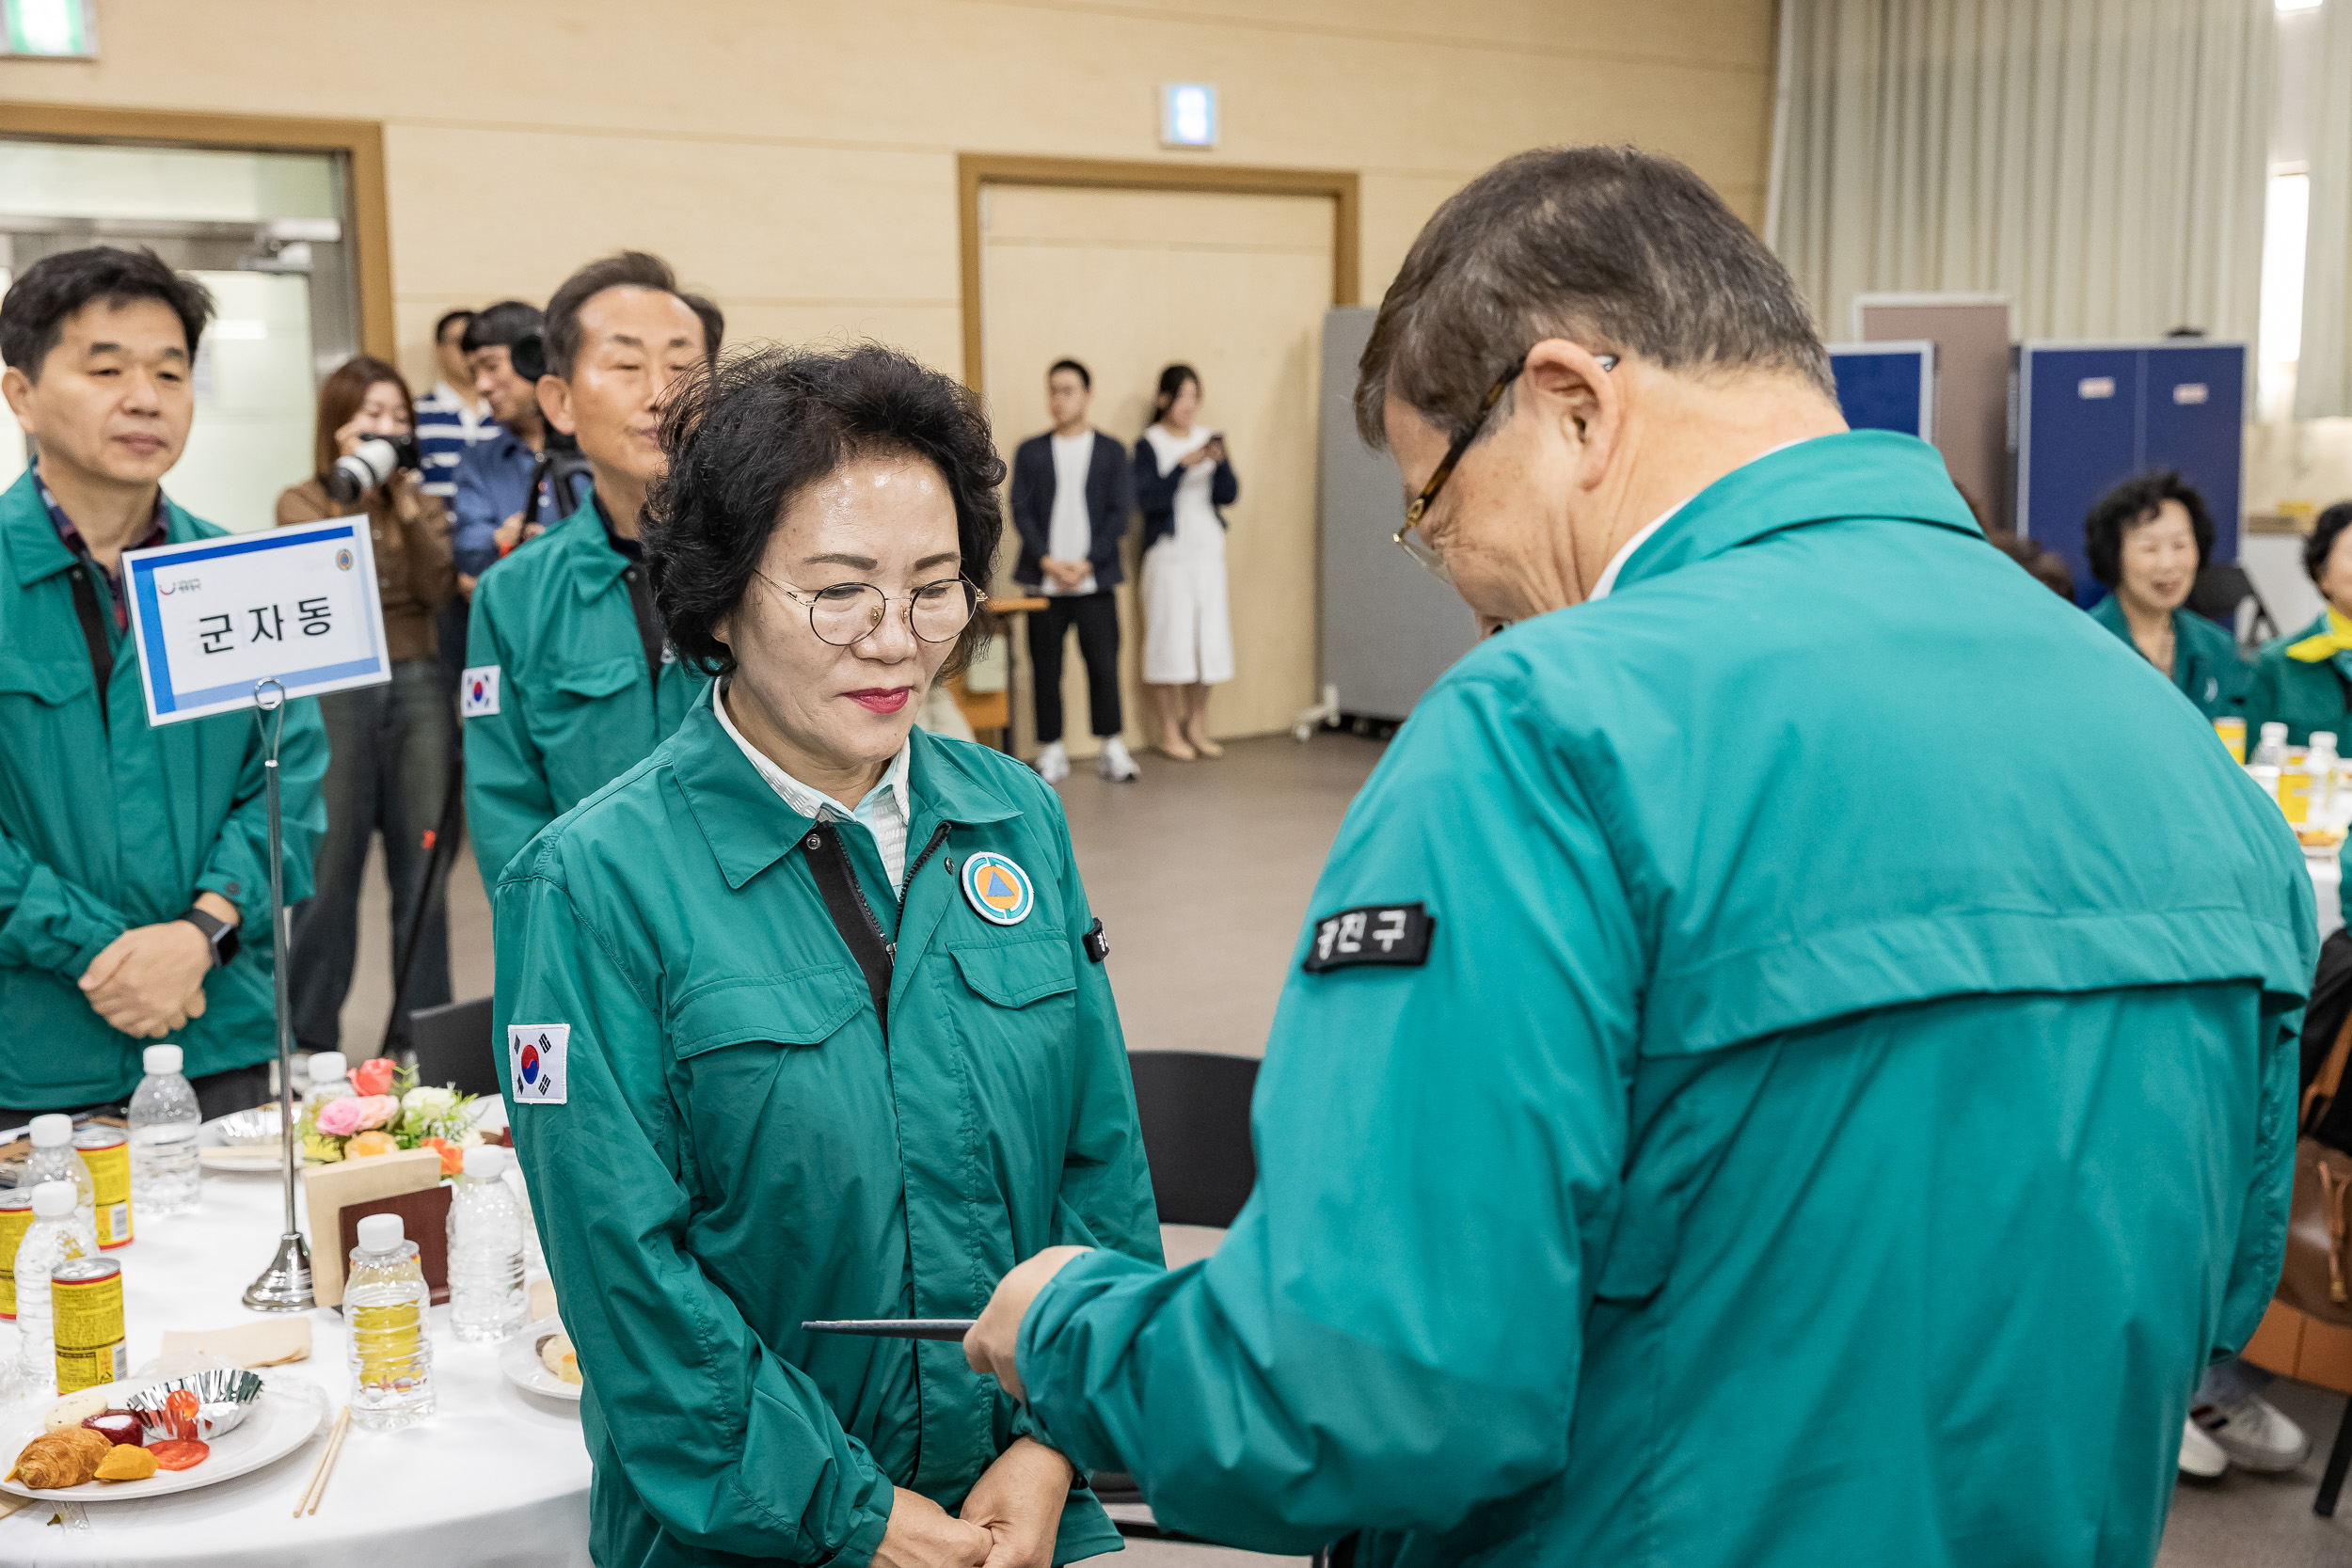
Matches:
[1184,722,1224,758]
[1157,730,1198,761]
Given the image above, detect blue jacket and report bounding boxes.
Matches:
[1009,430,1136,591]
[450,431,585,578]
[1134,436,1237,550]
[1017,432,2310,1567]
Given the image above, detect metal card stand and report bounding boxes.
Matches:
[242,678,313,1312]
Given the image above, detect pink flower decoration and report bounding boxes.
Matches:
[315,1095,399,1137]
[348,1058,397,1097]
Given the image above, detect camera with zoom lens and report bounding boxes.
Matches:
[324,434,422,504]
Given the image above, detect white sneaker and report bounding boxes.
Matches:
[2193,1391,2311,1472]
[1034,742,1070,784]
[2178,1417,2230,1479]
[1098,736,1141,782]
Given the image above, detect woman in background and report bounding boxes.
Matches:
[2081,471,2243,721]
[1135,363,1238,760]
[2247,500,2352,745]
[275,356,456,1053]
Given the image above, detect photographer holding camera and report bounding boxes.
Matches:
[276,355,457,1054]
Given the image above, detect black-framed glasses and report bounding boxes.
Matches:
[1393,352,1618,582]
[756,570,985,646]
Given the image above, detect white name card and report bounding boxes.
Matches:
[122,515,391,726]
[2077,376,2116,400]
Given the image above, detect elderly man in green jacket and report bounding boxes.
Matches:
[463,251,717,884]
[0,247,326,1116]
[966,147,2310,1567]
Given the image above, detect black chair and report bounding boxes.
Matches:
[2187,562,2277,648]
[1126,1050,1259,1228]
[406,996,501,1100]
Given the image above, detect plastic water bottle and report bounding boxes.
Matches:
[13,1183,96,1398]
[505,1156,544,1277]
[2252,721,2289,769]
[448,1147,527,1343]
[346,1212,434,1428]
[22,1117,95,1240]
[128,1045,201,1218]
[305,1052,352,1110]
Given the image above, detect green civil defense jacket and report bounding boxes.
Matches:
[2244,610,2352,748]
[2086,593,2248,723]
[1015,433,2312,1568]
[462,495,707,884]
[0,471,327,1106]
[497,697,1161,1568]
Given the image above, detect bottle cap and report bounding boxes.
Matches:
[2264,721,2289,739]
[463,1145,505,1179]
[2316,732,2339,752]
[143,1044,183,1076]
[30,1181,75,1218]
[28,1114,71,1148]
[356,1212,404,1252]
[308,1052,348,1085]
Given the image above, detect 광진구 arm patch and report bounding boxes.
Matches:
[1302,901,1434,973]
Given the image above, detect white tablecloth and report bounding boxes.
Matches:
[2312,852,2342,939]
[0,1156,589,1568]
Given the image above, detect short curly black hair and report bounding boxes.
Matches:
[644,342,1007,680]
[0,246,214,378]
[2309,502,2352,587]
[2082,470,2215,589]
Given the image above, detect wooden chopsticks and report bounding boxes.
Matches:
[294,1405,350,1518]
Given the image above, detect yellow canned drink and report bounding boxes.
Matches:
[51,1257,125,1394]
[2280,769,2314,826]
[0,1188,34,1321]
[2214,716,2246,764]
[72,1128,131,1250]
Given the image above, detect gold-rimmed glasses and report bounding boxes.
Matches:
[756,570,985,646]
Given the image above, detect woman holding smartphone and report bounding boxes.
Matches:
[1135,362,1239,759]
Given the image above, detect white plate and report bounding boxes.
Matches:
[197,1144,288,1172]
[0,1377,324,1501]
[500,1318,581,1402]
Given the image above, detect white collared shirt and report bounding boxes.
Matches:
[1587,438,1817,603]
[715,682,915,890]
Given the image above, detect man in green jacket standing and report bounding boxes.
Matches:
[0,247,326,1116]
[966,148,2310,1566]
[463,251,718,883]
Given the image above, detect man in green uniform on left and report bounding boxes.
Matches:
[0,246,326,1118]
[463,251,720,885]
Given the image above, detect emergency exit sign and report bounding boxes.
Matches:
[1,0,97,57]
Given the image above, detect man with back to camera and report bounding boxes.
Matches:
[1010,357,1141,784]
[0,246,327,1118]
[451,299,580,594]
[462,251,721,884]
[966,147,2310,1566]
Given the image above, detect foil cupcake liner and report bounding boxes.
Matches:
[126,1369,264,1442]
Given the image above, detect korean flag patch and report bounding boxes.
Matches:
[1302,901,1434,973]
[461,665,501,719]
[508,1023,568,1103]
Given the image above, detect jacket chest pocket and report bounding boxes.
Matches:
[0,656,93,711]
[671,966,883,1174]
[531,656,640,768]
[947,935,1079,1109]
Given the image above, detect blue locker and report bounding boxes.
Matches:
[2012,341,2245,605]
[1829,341,1934,438]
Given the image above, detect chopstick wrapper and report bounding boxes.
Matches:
[159,1318,311,1368]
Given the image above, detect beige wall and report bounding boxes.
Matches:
[0,0,1777,396]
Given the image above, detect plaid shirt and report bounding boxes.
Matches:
[39,481,169,633]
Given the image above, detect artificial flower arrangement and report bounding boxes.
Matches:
[296,1056,482,1178]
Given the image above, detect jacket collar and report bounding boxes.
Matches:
[537,494,630,604]
[3,468,204,587]
[1606,432,1982,598]
[673,685,1021,891]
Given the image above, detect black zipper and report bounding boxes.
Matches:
[902,823,952,904]
[822,827,893,960]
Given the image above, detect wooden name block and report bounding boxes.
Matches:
[303,1148,442,1307]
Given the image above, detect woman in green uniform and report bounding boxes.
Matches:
[2081,471,2244,722]
[2248,500,2352,745]
[497,344,1160,1568]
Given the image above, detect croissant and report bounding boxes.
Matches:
[13,1426,114,1489]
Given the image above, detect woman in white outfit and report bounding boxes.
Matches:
[1134,363,1239,759]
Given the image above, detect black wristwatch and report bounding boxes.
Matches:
[178,907,241,969]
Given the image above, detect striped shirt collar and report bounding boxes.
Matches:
[38,479,169,630]
[714,679,914,888]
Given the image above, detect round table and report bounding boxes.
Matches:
[0,1152,589,1567]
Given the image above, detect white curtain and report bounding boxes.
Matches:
[2297,0,2352,419]
[1771,0,2274,344]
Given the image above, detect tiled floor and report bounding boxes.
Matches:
[338,732,2348,1564]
